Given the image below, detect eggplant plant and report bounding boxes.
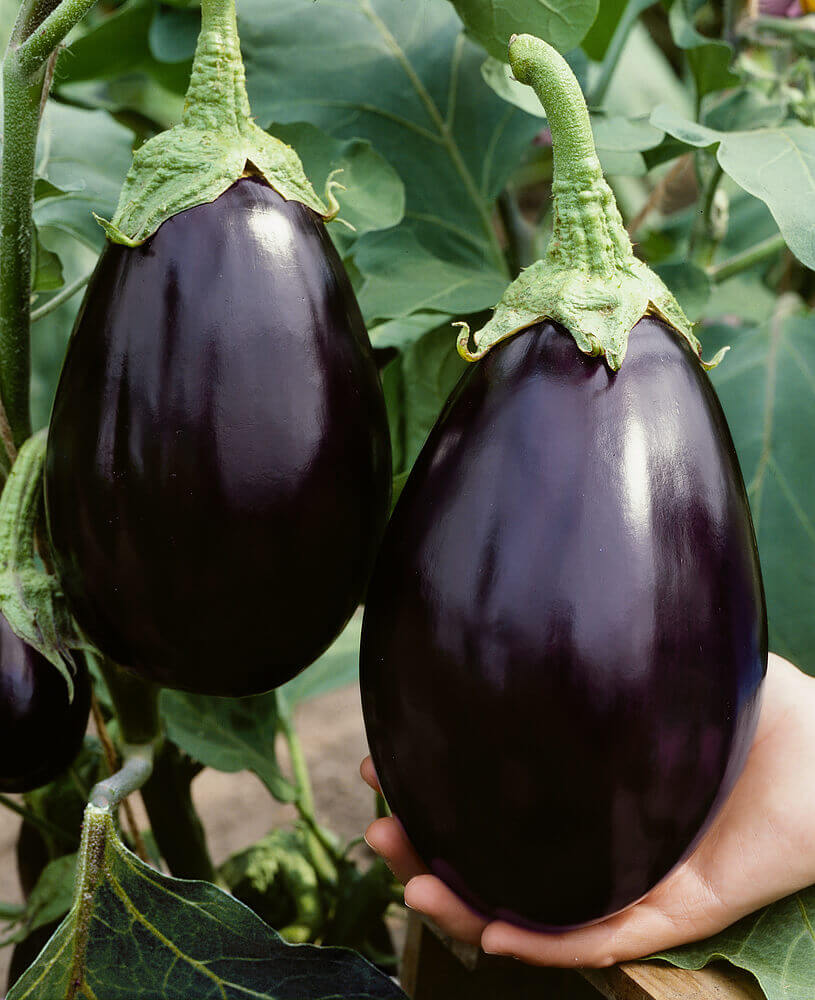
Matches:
[0,0,813,997]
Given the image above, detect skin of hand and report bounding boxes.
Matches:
[361,653,815,968]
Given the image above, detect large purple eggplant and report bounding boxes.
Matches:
[0,613,90,793]
[361,316,766,929]
[359,35,767,930]
[46,178,391,696]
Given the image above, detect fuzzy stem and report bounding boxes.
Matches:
[509,34,596,178]
[182,0,252,132]
[0,59,42,448]
[508,34,633,277]
[14,0,98,76]
[1,0,102,453]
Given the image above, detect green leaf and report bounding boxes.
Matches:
[581,0,626,60]
[34,102,135,252]
[281,613,363,706]
[704,300,815,672]
[31,234,63,293]
[8,806,405,999]
[240,0,542,322]
[160,689,297,802]
[356,230,507,320]
[384,323,467,477]
[446,0,598,59]
[652,105,815,271]
[653,262,711,322]
[54,0,190,125]
[148,4,201,63]
[654,885,815,999]
[668,0,738,98]
[272,124,405,244]
[1,854,76,946]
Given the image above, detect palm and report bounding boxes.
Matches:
[361,654,815,967]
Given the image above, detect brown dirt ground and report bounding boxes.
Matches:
[0,683,405,993]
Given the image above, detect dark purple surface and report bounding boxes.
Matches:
[46,177,391,696]
[0,614,90,793]
[361,317,767,930]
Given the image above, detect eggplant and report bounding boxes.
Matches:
[360,35,767,931]
[45,177,391,696]
[0,613,90,793]
[361,317,766,929]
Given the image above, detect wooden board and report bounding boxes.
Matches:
[401,913,763,1000]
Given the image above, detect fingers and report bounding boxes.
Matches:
[364,816,427,885]
[480,897,692,968]
[359,755,381,792]
[405,874,488,946]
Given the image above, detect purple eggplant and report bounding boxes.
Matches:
[0,613,90,793]
[360,317,767,929]
[45,177,391,696]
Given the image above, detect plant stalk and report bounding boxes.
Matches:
[0,0,105,454]
[0,791,75,844]
[707,233,787,283]
[30,270,91,323]
[588,0,656,108]
[97,658,160,746]
[140,740,216,882]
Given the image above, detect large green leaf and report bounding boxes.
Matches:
[445,0,598,60]
[7,807,405,999]
[652,105,815,271]
[272,123,405,246]
[239,0,542,322]
[160,689,297,802]
[703,302,815,672]
[54,0,190,126]
[1,854,76,947]
[34,102,135,252]
[655,886,815,1000]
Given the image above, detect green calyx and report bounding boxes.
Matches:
[0,431,92,699]
[98,0,338,247]
[457,34,723,371]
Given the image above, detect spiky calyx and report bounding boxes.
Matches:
[98,0,338,246]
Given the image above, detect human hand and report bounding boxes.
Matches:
[361,653,815,967]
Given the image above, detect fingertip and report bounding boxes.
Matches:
[359,755,380,791]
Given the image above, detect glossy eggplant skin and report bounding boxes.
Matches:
[46,177,391,696]
[0,615,91,793]
[361,316,767,930]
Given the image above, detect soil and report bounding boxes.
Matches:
[0,683,403,993]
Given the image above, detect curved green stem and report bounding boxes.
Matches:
[708,233,786,283]
[30,271,91,323]
[90,743,154,811]
[509,34,596,176]
[507,34,632,279]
